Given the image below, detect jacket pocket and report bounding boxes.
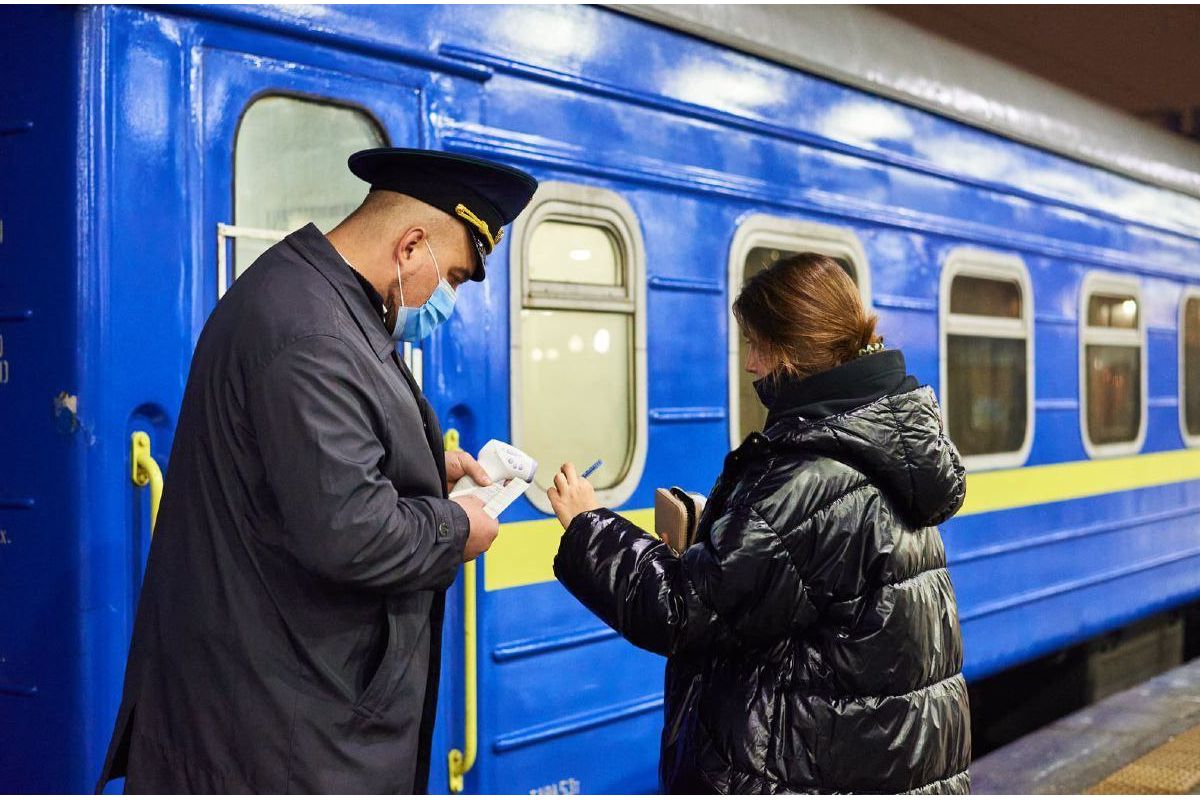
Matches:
[351,612,400,717]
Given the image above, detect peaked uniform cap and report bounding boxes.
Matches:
[348,148,538,281]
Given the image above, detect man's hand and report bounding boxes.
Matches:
[446,450,491,495]
[547,462,601,529]
[452,494,500,562]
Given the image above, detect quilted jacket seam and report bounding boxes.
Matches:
[823,670,965,705]
[888,564,950,591]
[753,478,873,537]
[883,396,921,509]
[821,562,947,605]
[742,505,809,596]
[901,767,971,794]
[747,479,873,593]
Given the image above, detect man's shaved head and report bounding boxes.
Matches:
[349,190,466,247]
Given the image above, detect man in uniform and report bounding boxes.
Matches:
[96,149,538,793]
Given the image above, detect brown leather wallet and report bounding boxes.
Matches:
[655,486,700,554]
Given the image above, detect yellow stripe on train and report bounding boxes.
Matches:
[958,447,1200,515]
[484,509,655,592]
[484,449,1200,592]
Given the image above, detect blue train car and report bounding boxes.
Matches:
[2,4,1200,793]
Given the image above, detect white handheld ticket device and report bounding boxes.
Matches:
[449,440,538,519]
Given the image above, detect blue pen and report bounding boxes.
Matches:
[581,459,603,479]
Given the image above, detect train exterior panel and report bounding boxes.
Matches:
[2,4,1199,793]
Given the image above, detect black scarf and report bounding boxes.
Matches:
[757,349,918,429]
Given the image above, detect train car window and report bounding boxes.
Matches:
[727,215,871,448]
[1080,272,1146,458]
[1088,295,1140,329]
[528,222,622,286]
[233,96,385,277]
[939,249,1034,471]
[744,246,857,285]
[1182,293,1200,444]
[510,182,647,515]
[950,276,1021,318]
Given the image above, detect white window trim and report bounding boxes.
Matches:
[1179,287,1200,447]
[508,181,648,515]
[1079,271,1147,459]
[726,214,872,449]
[938,248,1035,472]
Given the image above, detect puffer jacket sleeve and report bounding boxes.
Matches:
[553,505,817,658]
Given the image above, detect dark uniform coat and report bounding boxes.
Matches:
[554,353,971,793]
[97,223,470,793]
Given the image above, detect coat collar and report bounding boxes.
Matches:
[285,223,396,361]
[761,350,915,429]
[284,224,447,496]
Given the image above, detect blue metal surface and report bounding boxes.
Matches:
[0,6,86,793]
[1,3,1199,793]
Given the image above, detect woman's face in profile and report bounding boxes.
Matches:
[744,338,774,380]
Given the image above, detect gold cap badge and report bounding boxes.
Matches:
[455,203,503,253]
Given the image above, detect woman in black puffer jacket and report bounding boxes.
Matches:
[548,253,970,794]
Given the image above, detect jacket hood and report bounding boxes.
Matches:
[765,386,966,528]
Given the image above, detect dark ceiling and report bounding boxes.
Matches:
[878,5,1200,142]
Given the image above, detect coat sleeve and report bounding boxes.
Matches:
[553,505,817,657]
[251,334,469,593]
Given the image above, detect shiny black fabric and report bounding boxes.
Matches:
[554,383,970,794]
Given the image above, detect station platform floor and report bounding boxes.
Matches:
[972,657,1200,793]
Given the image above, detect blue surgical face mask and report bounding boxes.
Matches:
[392,239,457,342]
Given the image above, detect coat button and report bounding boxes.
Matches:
[438,522,450,536]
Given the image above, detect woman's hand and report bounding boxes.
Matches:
[547,462,601,529]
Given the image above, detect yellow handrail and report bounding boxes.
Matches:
[131,431,163,533]
[448,558,478,793]
[445,428,478,794]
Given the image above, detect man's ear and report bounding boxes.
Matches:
[395,225,428,268]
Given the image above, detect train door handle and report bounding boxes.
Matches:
[445,427,478,793]
[130,431,163,533]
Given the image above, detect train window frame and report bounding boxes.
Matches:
[938,248,1035,472]
[224,91,388,293]
[1079,271,1147,459]
[726,214,872,449]
[508,181,648,516]
[1178,287,1200,447]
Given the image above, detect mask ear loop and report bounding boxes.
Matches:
[394,258,405,309]
[395,236,443,315]
[424,238,443,283]
[425,238,459,302]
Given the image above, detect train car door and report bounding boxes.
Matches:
[93,13,447,789]
[109,43,427,630]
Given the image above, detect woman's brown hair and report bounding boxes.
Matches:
[732,252,882,379]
